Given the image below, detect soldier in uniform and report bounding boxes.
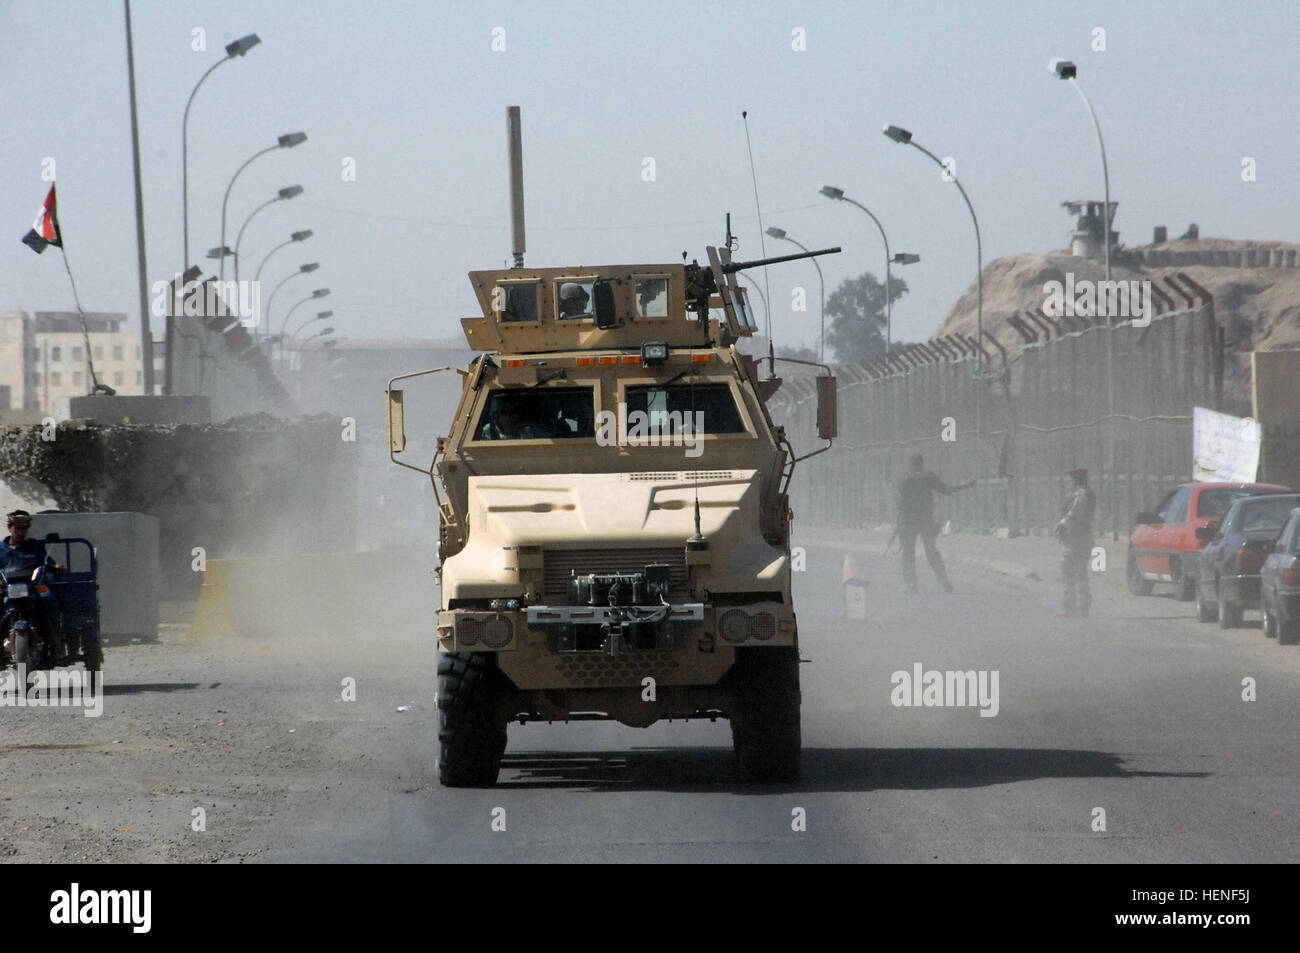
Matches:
[896,453,974,593]
[1055,467,1096,617]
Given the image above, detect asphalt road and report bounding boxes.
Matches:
[4,535,1297,863]
[250,536,1300,863]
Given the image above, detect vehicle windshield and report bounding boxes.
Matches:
[473,387,594,440]
[1200,489,1280,520]
[624,383,746,434]
[1240,496,1300,533]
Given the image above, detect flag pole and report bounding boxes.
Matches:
[57,244,109,396]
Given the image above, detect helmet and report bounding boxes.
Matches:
[559,283,589,302]
[5,510,32,528]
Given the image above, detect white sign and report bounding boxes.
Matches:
[1193,406,1260,483]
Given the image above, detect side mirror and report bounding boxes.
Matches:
[592,280,617,329]
[44,532,60,542]
[386,388,406,453]
[1134,512,1160,525]
[1195,522,1218,542]
[815,375,837,441]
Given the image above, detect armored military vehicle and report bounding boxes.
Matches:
[388,245,837,786]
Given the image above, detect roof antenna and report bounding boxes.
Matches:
[741,110,775,376]
[507,105,526,268]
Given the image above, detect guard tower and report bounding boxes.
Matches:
[1062,200,1118,260]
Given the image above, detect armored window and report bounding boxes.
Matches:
[495,282,540,323]
[73,347,82,361]
[50,372,61,386]
[635,277,669,318]
[555,279,595,321]
[73,371,83,387]
[94,346,103,360]
[113,345,124,360]
[51,347,61,362]
[624,383,746,435]
[473,387,595,441]
[114,371,124,386]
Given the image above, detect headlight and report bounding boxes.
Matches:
[719,609,753,644]
[457,617,482,646]
[481,616,513,649]
[752,612,775,641]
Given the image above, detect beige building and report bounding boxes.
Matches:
[0,311,148,420]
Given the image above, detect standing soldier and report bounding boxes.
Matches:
[896,453,975,593]
[1055,467,1096,617]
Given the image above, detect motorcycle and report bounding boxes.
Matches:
[1,564,57,679]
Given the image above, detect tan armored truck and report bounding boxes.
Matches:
[387,246,838,786]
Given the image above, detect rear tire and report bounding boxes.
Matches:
[1262,596,1277,639]
[1195,579,1216,623]
[1218,587,1242,629]
[437,652,507,788]
[1126,553,1154,596]
[1279,616,1300,646]
[731,646,801,783]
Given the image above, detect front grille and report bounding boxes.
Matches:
[542,547,687,602]
[554,652,680,688]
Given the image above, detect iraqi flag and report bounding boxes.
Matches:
[21,184,62,254]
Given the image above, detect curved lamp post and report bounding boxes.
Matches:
[290,310,333,340]
[219,132,307,282]
[819,186,920,356]
[182,32,260,271]
[264,262,319,334]
[234,184,303,286]
[277,289,331,358]
[765,227,825,363]
[254,229,313,288]
[882,125,983,374]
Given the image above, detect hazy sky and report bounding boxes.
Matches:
[3,0,1297,355]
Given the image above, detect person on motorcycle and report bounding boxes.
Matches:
[1,510,62,661]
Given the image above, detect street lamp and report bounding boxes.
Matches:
[765,226,826,363]
[1051,59,1111,282]
[253,229,313,288]
[278,289,331,356]
[290,309,333,339]
[219,132,308,282]
[882,125,984,374]
[1053,58,1117,534]
[234,185,303,286]
[264,262,319,334]
[819,186,920,356]
[181,32,260,272]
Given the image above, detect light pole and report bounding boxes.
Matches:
[219,132,307,282]
[264,262,319,336]
[882,126,983,375]
[1053,58,1116,534]
[278,289,331,358]
[254,229,313,288]
[182,33,260,272]
[819,186,920,356]
[234,185,302,286]
[765,227,825,363]
[177,31,259,395]
[1052,60,1110,282]
[290,310,333,340]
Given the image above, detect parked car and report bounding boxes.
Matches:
[1127,482,1292,600]
[1260,506,1300,645]
[1194,493,1300,628]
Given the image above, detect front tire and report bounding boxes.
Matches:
[437,652,507,788]
[1262,595,1277,638]
[731,647,801,783]
[1126,553,1154,596]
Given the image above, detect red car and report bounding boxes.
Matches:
[1127,482,1292,600]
